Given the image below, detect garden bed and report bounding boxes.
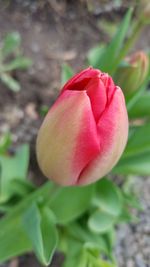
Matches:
[0,1,150,267]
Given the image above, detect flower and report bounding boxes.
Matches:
[36,67,128,186]
[115,51,149,99]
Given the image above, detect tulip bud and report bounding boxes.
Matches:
[36,67,128,186]
[115,51,149,99]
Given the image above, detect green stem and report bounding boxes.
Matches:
[0,181,55,225]
[121,20,143,57]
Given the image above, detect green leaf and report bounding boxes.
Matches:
[0,132,12,154]
[98,258,116,267]
[127,85,147,112]
[61,63,73,86]
[67,223,108,255]
[49,184,94,224]
[0,180,36,212]
[22,203,58,266]
[0,200,15,213]
[0,144,29,202]
[114,121,150,175]
[126,63,150,112]
[123,192,142,211]
[102,227,116,254]
[10,179,36,197]
[0,73,20,92]
[0,182,54,263]
[87,45,105,66]
[0,213,32,263]
[129,92,150,118]
[86,249,116,267]
[63,249,87,267]
[118,203,138,223]
[94,178,122,217]
[2,57,32,71]
[89,9,132,73]
[124,123,150,157]
[113,151,150,175]
[88,210,115,234]
[1,32,21,58]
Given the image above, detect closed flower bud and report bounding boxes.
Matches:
[36,67,128,186]
[115,51,149,98]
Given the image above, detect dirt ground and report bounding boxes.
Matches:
[0,0,150,147]
[0,1,150,267]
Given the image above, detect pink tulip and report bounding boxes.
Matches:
[36,67,128,186]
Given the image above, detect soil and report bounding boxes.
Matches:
[0,1,150,267]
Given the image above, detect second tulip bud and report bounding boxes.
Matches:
[115,51,149,99]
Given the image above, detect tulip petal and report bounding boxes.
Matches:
[36,90,100,186]
[86,77,107,122]
[100,74,116,103]
[78,87,128,185]
[62,67,100,92]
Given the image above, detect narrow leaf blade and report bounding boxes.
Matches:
[22,203,58,266]
[2,32,21,58]
[0,73,20,92]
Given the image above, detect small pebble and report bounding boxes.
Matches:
[115,176,150,267]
